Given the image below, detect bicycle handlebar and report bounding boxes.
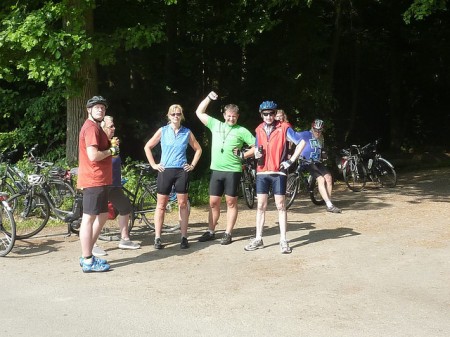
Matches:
[135,163,151,171]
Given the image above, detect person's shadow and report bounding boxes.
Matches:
[290,227,360,248]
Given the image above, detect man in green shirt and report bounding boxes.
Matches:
[195,91,255,245]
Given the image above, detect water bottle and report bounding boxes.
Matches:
[368,158,373,170]
[257,145,264,166]
[110,137,119,157]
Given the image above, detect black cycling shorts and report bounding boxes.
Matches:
[82,186,109,215]
[305,162,330,179]
[209,170,241,197]
[157,168,189,195]
[108,186,132,215]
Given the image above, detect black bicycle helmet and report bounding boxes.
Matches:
[86,96,108,109]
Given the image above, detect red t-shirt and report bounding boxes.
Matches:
[77,119,112,188]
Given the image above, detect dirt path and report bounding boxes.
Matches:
[1,168,449,337]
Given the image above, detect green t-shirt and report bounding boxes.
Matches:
[206,116,256,172]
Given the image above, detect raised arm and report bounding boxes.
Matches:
[195,91,218,126]
[144,128,163,171]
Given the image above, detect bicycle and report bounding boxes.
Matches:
[66,163,182,236]
[0,149,29,196]
[240,157,256,209]
[0,192,16,257]
[285,158,325,209]
[7,160,76,239]
[340,138,397,192]
[1,144,74,209]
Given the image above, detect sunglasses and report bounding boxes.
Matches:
[313,128,322,133]
[262,112,275,116]
[106,125,115,129]
[170,113,182,117]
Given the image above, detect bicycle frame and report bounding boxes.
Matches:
[286,159,325,209]
[0,152,28,193]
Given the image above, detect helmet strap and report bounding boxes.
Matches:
[89,111,104,124]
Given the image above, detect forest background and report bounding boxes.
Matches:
[0,0,449,181]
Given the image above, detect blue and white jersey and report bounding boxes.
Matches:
[295,130,324,162]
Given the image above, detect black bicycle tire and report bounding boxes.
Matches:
[0,202,16,257]
[46,179,76,220]
[285,173,299,210]
[309,179,325,205]
[9,192,50,239]
[343,158,367,192]
[241,169,255,209]
[374,158,397,187]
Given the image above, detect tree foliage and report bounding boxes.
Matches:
[0,0,448,170]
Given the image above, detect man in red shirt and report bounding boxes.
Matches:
[78,96,119,272]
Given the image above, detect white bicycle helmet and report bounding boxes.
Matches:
[27,174,45,186]
[312,119,324,131]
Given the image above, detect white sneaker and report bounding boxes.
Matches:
[280,240,292,254]
[92,245,107,257]
[244,238,264,251]
[119,239,140,250]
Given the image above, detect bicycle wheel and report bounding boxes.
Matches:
[0,180,16,196]
[309,178,325,205]
[285,173,299,210]
[8,192,50,239]
[0,201,16,257]
[241,169,255,209]
[0,181,17,209]
[138,186,181,232]
[373,158,397,187]
[343,158,367,192]
[46,179,76,220]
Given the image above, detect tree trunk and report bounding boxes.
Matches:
[64,3,98,165]
[66,63,98,165]
[328,0,343,94]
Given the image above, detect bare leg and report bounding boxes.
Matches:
[324,173,333,197]
[81,212,108,257]
[274,194,287,241]
[224,195,238,234]
[255,194,268,239]
[177,193,189,237]
[208,195,222,231]
[154,194,169,239]
[316,176,331,203]
[119,213,131,240]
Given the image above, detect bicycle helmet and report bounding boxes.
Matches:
[259,101,278,112]
[27,174,45,186]
[49,167,66,178]
[312,119,324,131]
[86,96,108,109]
